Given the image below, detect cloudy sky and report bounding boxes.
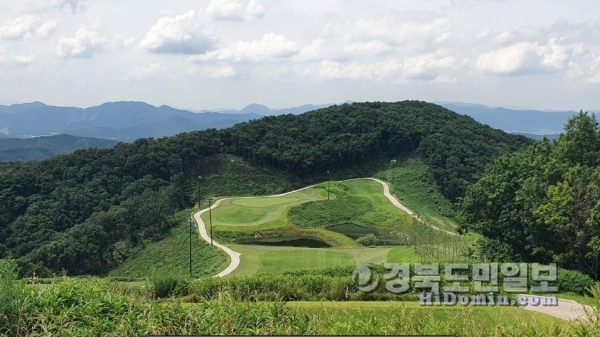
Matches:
[0,0,599,111]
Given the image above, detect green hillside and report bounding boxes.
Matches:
[0,101,532,277]
[0,134,118,162]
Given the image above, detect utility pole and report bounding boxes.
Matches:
[188,218,193,278]
[197,176,202,208]
[327,170,330,200]
[208,197,214,246]
[391,160,397,185]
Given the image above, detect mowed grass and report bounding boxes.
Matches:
[387,246,421,263]
[228,244,391,276]
[202,188,323,231]
[232,197,300,207]
[109,211,229,279]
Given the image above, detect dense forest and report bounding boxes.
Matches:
[0,101,532,277]
[461,111,600,279]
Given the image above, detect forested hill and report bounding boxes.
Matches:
[0,101,533,277]
[0,134,118,162]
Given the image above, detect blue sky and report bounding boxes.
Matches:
[0,0,599,111]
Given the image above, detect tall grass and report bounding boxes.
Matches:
[4,273,599,336]
[0,258,27,337]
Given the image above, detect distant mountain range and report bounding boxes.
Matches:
[0,101,342,141]
[0,134,117,162]
[436,102,598,138]
[1,99,597,157]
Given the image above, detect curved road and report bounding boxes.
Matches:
[193,178,454,277]
[519,294,592,322]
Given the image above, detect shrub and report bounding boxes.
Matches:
[150,271,190,298]
[557,268,595,295]
[356,233,379,247]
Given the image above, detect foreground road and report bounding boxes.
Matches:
[519,294,593,322]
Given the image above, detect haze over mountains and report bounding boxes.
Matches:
[436,102,599,138]
[1,100,597,147]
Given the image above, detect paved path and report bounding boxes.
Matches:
[193,177,455,277]
[519,294,593,322]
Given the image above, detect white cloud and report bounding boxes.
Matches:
[246,0,266,20]
[588,72,600,84]
[206,0,244,20]
[21,0,85,13]
[37,20,58,38]
[139,11,217,54]
[12,54,35,65]
[0,46,35,65]
[114,33,136,49]
[205,0,266,21]
[206,65,238,78]
[476,39,586,75]
[122,63,162,80]
[0,15,38,40]
[0,16,59,41]
[298,18,452,62]
[319,60,402,81]
[318,52,456,82]
[55,26,108,58]
[192,32,297,62]
[402,53,456,80]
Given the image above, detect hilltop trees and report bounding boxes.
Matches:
[0,101,532,276]
[462,111,600,278]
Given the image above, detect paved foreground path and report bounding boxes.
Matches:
[519,294,594,322]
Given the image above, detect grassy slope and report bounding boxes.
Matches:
[374,157,460,231]
[109,210,229,278]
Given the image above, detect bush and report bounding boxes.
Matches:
[150,271,190,298]
[0,258,27,336]
[356,233,379,247]
[557,268,595,295]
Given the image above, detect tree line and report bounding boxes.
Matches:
[461,111,600,279]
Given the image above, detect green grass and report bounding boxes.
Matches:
[109,210,229,279]
[387,246,421,263]
[375,158,460,232]
[229,244,392,276]
[231,197,300,207]
[288,195,376,228]
[204,177,472,277]
[288,301,566,329]
[202,188,323,232]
